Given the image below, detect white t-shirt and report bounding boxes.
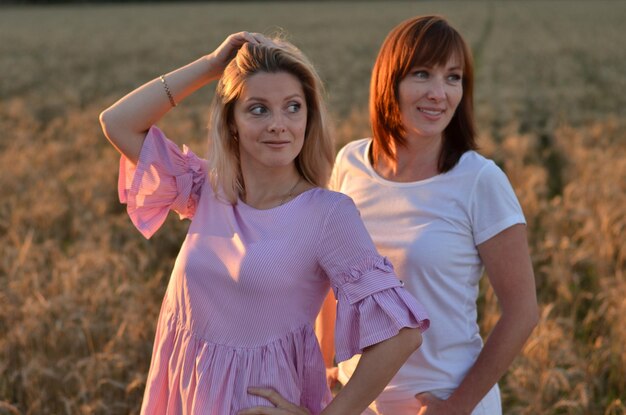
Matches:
[332,139,526,400]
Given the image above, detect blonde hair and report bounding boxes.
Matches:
[207,38,334,204]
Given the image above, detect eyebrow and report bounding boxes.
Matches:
[243,93,304,103]
[410,64,462,71]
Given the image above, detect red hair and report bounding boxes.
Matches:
[370,15,477,172]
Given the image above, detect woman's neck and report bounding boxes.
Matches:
[373,135,442,182]
[240,164,307,210]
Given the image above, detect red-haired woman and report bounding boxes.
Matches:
[318,15,538,415]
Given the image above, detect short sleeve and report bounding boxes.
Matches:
[317,196,430,362]
[118,126,207,239]
[469,161,526,245]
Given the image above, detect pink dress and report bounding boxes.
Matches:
[118,126,430,415]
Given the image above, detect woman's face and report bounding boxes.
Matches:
[232,71,307,174]
[397,54,463,143]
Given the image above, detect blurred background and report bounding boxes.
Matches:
[0,1,624,414]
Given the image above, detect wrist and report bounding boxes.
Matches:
[445,394,472,415]
[202,53,224,82]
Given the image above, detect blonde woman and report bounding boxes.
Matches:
[99,33,429,415]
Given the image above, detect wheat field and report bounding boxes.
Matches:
[0,1,624,414]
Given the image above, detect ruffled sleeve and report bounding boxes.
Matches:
[118,126,207,239]
[317,195,430,362]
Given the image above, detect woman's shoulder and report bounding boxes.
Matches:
[341,137,371,152]
[297,188,358,222]
[336,138,371,161]
[302,188,363,235]
[458,150,490,166]
[454,150,500,176]
[304,187,355,207]
[333,139,373,181]
[455,151,516,194]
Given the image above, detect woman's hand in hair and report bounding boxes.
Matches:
[206,31,265,79]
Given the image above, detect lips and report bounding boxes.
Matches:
[262,140,290,148]
[418,107,445,116]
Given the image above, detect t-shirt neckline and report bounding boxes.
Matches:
[362,139,467,187]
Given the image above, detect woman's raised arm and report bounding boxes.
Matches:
[99,31,263,163]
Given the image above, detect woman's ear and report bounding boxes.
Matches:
[229,125,239,141]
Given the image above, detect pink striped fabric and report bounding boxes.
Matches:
[118,126,430,414]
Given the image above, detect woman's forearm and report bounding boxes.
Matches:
[322,327,422,415]
[99,55,218,163]
[444,310,538,414]
[444,224,538,414]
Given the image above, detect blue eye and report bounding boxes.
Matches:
[250,105,268,115]
[287,102,302,113]
[411,70,429,79]
[448,73,462,82]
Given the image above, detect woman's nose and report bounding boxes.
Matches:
[426,79,446,101]
[268,114,287,133]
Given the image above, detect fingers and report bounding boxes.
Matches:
[234,31,259,45]
[238,407,291,415]
[247,387,294,408]
[415,391,437,405]
[209,31,263,75]
[249,32,268,44]
[326,367,339,389]
[251,33,278,47]
[218,32,251,54]
[238,388,309,415]
[229,31,265,47]
[414,393,429,415]
[232,31,280,51]
[217,31,275,62]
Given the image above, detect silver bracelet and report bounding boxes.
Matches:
[159,75,177,107]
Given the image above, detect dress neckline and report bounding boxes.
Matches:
[236,187,320,213]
